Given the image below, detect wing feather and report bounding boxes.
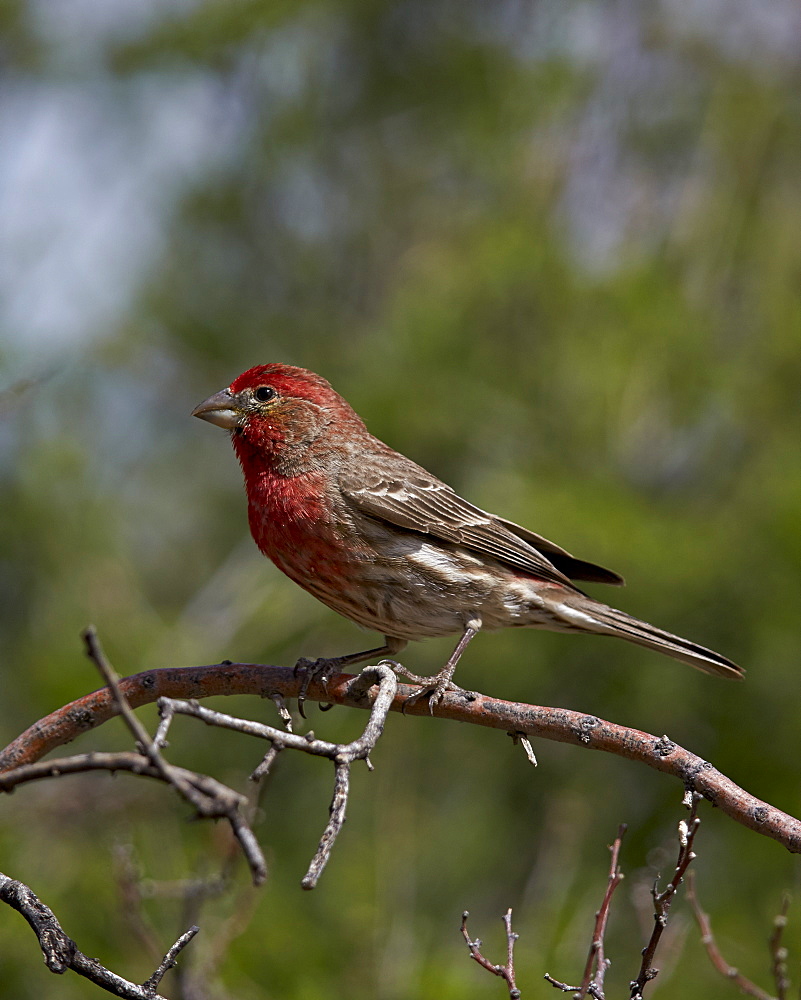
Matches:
[341,454,620,590]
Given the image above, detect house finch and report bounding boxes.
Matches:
[192,364,742,699]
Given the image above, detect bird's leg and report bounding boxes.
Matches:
[398,619,482,712]
[294,637,408,716]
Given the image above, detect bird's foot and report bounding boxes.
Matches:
[293,656,342,718]
[394,665,467,714]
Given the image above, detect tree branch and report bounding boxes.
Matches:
[545,825,627,999]
[0,872,197,999]
[0,664,399,891]
[1,662,799,853]
[630,792,701,998]
[582,824,626,997]
[82,627,269,886]
[461,908,521,999]
[150,663,398,888]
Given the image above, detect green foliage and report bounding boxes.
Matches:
[0,1,798,997]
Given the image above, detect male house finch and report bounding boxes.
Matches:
[193,364,742,698]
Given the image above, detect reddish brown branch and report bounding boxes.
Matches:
[1,662,799,853]
[0,660,399,892]
[545,825,627,999]
[461,909,520,999]
[630,794,701,997]
[81,628,269,886]
[582,825,626,996]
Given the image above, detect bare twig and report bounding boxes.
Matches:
[83,627,159,761]
[582,824,626,997]
[461,909,521,999]
[543,973,604,999]
[686,871,778,1000]
[141,925,200,996]
[153,663,398,888]
[0,750,268,887]
[509,731,538,766]
[0,872,196,999]
[630,793,701,998]
[0,664,397,891]
[82,627,269,886]
[545,825,626,1000]
[269,692,294,732]
[250,744,282,781]
[303,762,350,890]
[2,662,797,855]
[768,895,791,1000]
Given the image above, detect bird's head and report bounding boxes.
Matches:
[192,364,364,470]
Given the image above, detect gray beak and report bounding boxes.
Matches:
[191,388,242,430]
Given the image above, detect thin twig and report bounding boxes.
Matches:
[131,855,241,996]
[0,872,195,999]
[509,731,538,766]
[629,792,702,998]
[545,825,626,1000]
[269,692,294,732]
[250,744,282,781]
[302,762,350,889]
[2,662,797,854]
[686,871,778,1000]
[152,664,398,888]
[581,824,626,997]
[141,925,200,996]
[83,627,158,760]
[82,627,269,886]
[461,909,521,999]
[0,750,268,886]
[84,628,218,816]
[0,660,398,892]
[768,895,790,1000]
[543,973,603,999]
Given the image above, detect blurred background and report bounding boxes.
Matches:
[1,1,799,997]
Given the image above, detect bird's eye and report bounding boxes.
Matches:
[254,386,276,403]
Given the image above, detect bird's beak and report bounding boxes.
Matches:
[191,389,242,430]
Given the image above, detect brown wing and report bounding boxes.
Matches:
[496,518,624,586]
[341,450,621,590]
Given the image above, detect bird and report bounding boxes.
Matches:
[192,363,742,702]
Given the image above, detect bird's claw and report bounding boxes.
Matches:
[377,658,404,671]
[293,656,339,718]
[400,674,466,715]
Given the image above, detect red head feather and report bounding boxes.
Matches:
[230,364,339,407]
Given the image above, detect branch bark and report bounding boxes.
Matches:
[461,909,521,999]
[1,661,799,853]
[0,872,197,999]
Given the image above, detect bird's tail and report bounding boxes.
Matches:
[554,596,743,680]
